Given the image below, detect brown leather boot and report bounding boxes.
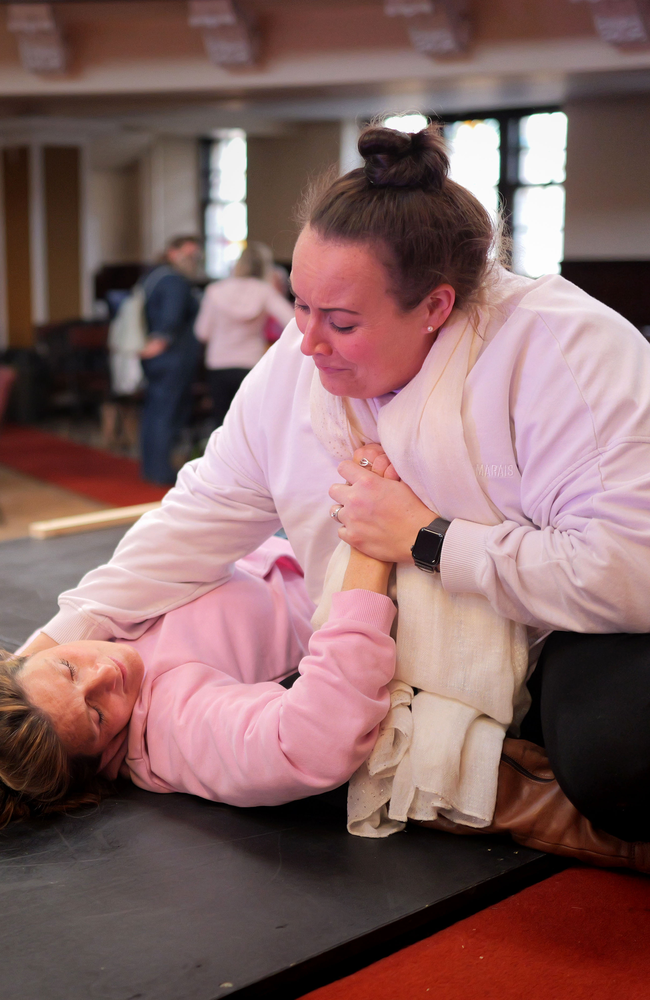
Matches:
[419,738,650,873]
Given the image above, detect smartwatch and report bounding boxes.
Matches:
[411,517,451,573]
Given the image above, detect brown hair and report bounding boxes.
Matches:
[0,650,108,827]
[165,234,202,253]
[300,120,498,312]
[233,241,274,280]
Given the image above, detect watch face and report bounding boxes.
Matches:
[413,526,444,567]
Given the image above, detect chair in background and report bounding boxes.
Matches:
[0,365,17,524]
[0,366,15,425]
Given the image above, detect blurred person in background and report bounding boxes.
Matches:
[139,235,203,485]
[264,265,292,346]
[195,242,294,428]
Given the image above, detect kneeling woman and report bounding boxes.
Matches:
[0,540,395,824]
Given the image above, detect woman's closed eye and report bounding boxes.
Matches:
[61,658,104,726]
[62,658,76,679]
[294,302,356,333]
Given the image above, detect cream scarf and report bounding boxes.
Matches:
[310,307,529,838]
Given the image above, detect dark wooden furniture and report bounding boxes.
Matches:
[561,260,650,332]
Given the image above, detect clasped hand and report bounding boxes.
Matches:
[329,444,437,563]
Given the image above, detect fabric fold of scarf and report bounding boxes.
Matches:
[311,297,529,837]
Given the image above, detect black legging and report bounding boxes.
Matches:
[208,367,250,428]
[521,631,650,843]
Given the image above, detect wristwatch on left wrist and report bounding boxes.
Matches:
[411,517,451,573]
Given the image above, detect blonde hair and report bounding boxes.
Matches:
[0,650,109,827]
[233,242,274,280]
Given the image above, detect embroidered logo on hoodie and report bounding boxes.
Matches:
[475,463,516,478]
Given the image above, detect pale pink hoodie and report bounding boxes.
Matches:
[195,277,295,371]
[101,538,396,807]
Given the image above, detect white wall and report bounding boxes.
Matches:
[140,137,200,261]
[564,95,650,260]
[247,122,340,262]
[339,119,363,175]
[87,164,141,276]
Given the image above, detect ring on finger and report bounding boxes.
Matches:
[359,458,372,468]
[330,504,343,523]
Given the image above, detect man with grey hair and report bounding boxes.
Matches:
[139,235,203,485]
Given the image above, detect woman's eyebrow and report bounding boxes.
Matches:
[288,281,360,316]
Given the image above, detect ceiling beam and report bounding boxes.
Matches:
[571,0,650,48]
[384,0,470,57]
[6,3,67,74]
[188,0,258,67]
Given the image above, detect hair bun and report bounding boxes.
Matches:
[358,123,449,191]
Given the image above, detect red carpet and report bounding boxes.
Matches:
[303,867,650,1000]
[0,425,167,506]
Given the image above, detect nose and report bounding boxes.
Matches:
[300,316,332,359]
[83,660,119,697]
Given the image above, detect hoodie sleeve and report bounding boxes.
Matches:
[440,289,650,632]
[129,590,396,806]
[264,286,295,329]
[40,342,291,644]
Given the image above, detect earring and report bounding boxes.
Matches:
[427,326,434,332]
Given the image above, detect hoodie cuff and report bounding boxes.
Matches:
[439,518,491,595]
[41,607,114,645]
[329,590,396,634]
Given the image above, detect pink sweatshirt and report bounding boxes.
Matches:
[195,277,295,370]
[114,539,396,806]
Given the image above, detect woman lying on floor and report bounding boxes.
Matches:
[0,539,395,825]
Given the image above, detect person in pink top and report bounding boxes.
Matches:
[195,243,295,428]
[0,540,395,825]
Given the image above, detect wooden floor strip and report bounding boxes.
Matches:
[29,502,161,539]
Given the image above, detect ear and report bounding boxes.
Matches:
[423,284,456,334]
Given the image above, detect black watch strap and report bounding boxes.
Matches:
[411,517,451,573]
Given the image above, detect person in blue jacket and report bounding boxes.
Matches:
[139,235,203,485]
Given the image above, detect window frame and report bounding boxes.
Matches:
[436,104,565,263]
[199,132,248,281]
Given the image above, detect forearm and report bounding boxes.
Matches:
[140,591,397,806]
[342,548,392,594]
[441,512,650,632]
[44,388,281,644]
[20,631,57,656]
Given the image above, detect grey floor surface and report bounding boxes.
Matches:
[0,525,129,652]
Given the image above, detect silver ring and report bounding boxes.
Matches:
[330,504,343,522]
[359,458,371,468]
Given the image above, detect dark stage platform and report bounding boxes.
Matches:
[0,528,558,1000]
